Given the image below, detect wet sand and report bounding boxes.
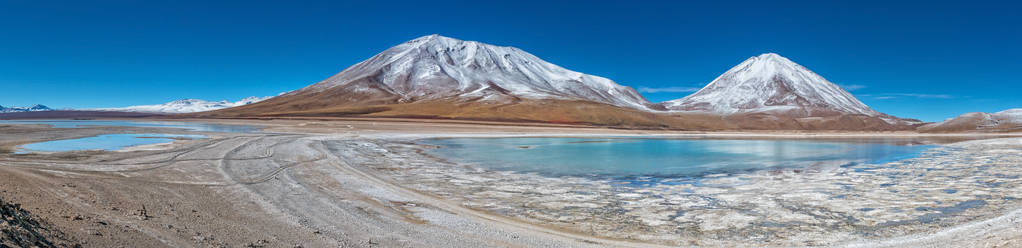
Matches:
[0,119,1020,247]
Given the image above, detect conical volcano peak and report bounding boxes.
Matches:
[664,53,878,117]
[750,53,800,67]
[727,53,814,82]
[754,52,785,61]
[737,53,791,65]
[405,34,471,46]
[402,34,519,51]
[760,52,790,58]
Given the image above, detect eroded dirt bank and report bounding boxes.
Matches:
[0,120,1020,247]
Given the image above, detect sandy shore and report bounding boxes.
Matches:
[0,119,1020,247]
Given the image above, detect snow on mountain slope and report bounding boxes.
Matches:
[100,96,270,113]
[294,34,655,110]
[663,53,878,117]
[996,108,1022,123]
[920,108,1022,132]
[0,104,52,113]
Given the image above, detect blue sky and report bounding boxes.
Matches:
[1,1,1019,122]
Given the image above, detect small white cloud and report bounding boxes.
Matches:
[892,93,954,99]
[839,84,867,91]
[637,86,701,93]
[870,93,955,100]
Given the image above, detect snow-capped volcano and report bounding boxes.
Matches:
[292,34,655,110]
[664,53,878,117]
[100,96,270,113]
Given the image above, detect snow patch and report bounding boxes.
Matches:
[994,108,1022,123]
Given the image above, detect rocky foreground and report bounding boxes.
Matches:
[1,195,77,248]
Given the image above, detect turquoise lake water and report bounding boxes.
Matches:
[2,120,255,153]
[18,133,207,153]
[422,137,934,178]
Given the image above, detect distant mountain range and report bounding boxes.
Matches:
[3,97,270,115]
[96,96,271,113]
[920,109,1022,132]
[0,104,52,113]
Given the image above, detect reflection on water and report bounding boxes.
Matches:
[18,133,206,153]
[0,120,256,133]
[422,137,936,178]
